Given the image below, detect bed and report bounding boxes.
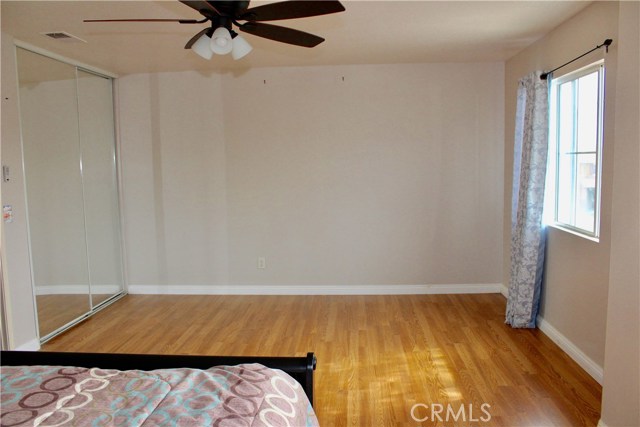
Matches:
[0,350,318,426]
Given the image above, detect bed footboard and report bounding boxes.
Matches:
[0,351,317,406]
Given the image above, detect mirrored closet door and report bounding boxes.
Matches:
[16,47,125,342]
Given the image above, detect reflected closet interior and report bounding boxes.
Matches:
[16,47,125,342]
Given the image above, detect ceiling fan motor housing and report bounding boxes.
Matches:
[206,1,249,18]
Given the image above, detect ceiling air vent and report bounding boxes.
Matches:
[41,31,86,43]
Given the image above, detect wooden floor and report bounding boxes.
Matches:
[42,294,601,426]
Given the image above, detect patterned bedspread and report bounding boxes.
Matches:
[1,363,318,426]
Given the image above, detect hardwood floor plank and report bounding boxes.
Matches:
[41,294,601,426]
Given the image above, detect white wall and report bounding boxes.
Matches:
[117,62,504,290]
[222,63,504,286]
[504,1,619,373]
[117,71,230,287]
[601,2,640,425]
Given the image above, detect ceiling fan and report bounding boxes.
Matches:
[85,0,345,60]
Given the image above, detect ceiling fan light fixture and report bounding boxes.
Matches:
[192,33,214,60]
[210,26,233,55]
[231,34,252,60]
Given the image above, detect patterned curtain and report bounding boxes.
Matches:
[506,71,549,328]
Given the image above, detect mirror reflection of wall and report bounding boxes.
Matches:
[77,69,125,308]
[16,47,125,341]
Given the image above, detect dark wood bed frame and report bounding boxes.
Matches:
[1,351,317,406]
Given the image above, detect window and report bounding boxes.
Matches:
[546,61,605,239]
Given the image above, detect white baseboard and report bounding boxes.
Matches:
[537,316,604,385]
[128,283,503,296]
[597,419,608,427]
[35,284,122,295]
[500,284,509,297]
[14,338,40,351]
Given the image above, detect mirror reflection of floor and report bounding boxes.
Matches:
[36,294,111,337]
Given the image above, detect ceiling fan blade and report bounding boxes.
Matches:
[84,18,204,23]
[179,1,220,16]
[184,27,211,49]
[239,22,324,47]
[240,1,345,22]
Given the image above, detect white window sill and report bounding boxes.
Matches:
[545,223,600,243]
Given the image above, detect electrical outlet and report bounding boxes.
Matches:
[257,257,266,269]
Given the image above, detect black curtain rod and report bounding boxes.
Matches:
[540,39,613,80]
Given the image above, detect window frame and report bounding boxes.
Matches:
[547,60,605,240]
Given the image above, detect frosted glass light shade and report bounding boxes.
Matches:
[210,27,233,55]
[232,34,253,60]
[192,33,213,60]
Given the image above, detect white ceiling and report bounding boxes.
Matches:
[1,1,591,76]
